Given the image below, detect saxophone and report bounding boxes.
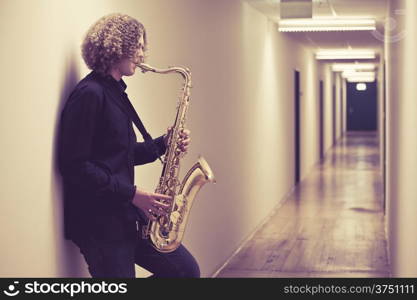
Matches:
[136,63,216,253]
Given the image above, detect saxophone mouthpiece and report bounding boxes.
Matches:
[136,63,153,73]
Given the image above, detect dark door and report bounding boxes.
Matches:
[340,83,344,137]
[332,84,336,144]
[295,70,301,184]
[319,80,324,161]
[347,81,377,131]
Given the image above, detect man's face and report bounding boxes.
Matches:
[114,35,145,77]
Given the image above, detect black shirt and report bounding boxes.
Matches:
[58,71,166,241]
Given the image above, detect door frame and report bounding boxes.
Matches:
[295,70,301,184]
[319,80,324,161]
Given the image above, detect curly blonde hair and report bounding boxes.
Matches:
[81,13,147,74]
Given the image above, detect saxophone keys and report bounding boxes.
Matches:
[170,211,181,224]
[175,195,186,206]
[167,178,177,188]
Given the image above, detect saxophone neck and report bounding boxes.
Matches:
[136,63,191,81]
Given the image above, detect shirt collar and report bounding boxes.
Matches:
[91,71,127,93]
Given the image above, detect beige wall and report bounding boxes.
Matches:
[342,78,347,134]
[385,0,417,276]
[377,56,385,187]
[335,73,343,140]
[321,63,336,154]
[298,48,321,179]
[0,0,322,277]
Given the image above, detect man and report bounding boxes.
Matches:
[58,13,200,278]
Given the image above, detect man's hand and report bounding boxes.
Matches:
[164,127,191,153]
[132,189,172,221]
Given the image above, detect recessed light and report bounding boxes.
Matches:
[316,50,376,60]
[278,18,376,32]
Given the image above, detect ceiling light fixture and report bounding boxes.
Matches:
[278,18,376,32]
[332,63,376,72]
[346,76,375,83]
[316,50,376,60]
[342,71,375,78]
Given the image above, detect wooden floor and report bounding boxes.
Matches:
[215,132,390,278]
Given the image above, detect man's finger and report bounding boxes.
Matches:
[150,192,172,201]
[145,209,158,221]
[153,206,168,216]
[148,213,157,221]
[152,200,171,209]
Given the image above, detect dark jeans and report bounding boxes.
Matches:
[72,233,200,278]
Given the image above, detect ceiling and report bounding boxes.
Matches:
[244,0,387,56]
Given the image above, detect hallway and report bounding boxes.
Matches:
[216,132,389,278]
